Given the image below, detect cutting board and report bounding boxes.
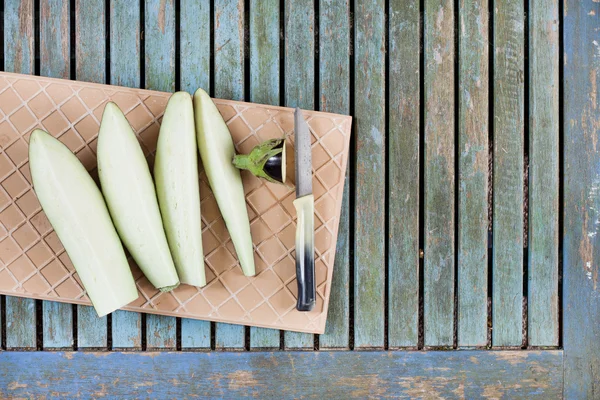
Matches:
[0,72,351,334]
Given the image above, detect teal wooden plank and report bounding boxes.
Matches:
[563,1,600,396]
[144,0,177,350]
[4,0,37,350]
[248,0,281,350]
[457,0,489,347]
[318,0,350,349]
[424,0,455,347]
[527,0,559,347]
[284,0,316,349]
[387,0,420,348]
[5,298,36,349]
[75,0,107,349]
[40,0,73,350]
[109,0,142,349]
[179,0,212,350]
[0,351,563,398]
[213,0,246,349]
[353,0,386,349]
[492,0,524,347]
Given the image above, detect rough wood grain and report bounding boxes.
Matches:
[388,0,420,348]
[179,0,212,350]
[109,0,142,349]
[75,0,107,349]
[563,1,600,397]
[144,0,177,350]
[249,0,281,349]
[318,0,350,349]
[492,0,524,347]
[213,0,246,349]
[40,0,73,350]
[0,351,563,398]
[457,0,489,347]
[352,0,386,350]
[3,0,37,350]
[284,0,315,349]
[424,0,455,347]
[527,0,559,347]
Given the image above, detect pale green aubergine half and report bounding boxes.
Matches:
[97,102,180,292]
[29,129,138,317]
[193,88,255,276]
[155,92,206,287]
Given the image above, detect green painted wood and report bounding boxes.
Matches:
[492,0,524,347]
[353,0,386,349]
[109,0,142,349]
[213,0,246,350]
[457,0,489,347]
[284,0,315,349]
[144,0,177,350]
[424,0,455,347]
[248,0,281,349]
[0,351,563,398]
[318,0,350,349]
[527,0,559,347]
[4,0,37,350]
[179,0,212,350]
[40,0,73,350]
[387,0,420,348]
[75,0,107,349]
[563,1,600,396]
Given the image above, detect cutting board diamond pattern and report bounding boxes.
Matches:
[0,72,351,334]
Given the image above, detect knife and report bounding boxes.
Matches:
[293,108,315,312]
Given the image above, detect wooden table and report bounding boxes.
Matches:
[0,0,597,398]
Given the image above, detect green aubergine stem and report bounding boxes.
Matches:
[232,138,286,184]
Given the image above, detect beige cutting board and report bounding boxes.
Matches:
[0,72,351,334]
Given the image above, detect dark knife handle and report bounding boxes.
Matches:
[293,194,315,312]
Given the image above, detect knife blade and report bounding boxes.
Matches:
[293,108,315,312]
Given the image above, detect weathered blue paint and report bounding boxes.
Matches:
[4,0,37,350]
[75,0,108,349]
[213,0,246,350]
[40,0,73,350]
[178,0,212,351]
[109,0,142,349]
[563,1,600,397]
[0,351,563,398]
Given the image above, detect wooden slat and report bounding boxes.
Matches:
[353,0,386,349]
[144,0,177,350]
[492,0,524,347]
[109,0,142,350]
[284,0,315,349]
[563,0,600,396]
[457,0,489,347]
[213,0,246,350]
[424,0,455,347]
[4,0,37,350]
[527,0,559,347]
[179,0,212,350]
[0,351,563,398]
[317,0,350,349]
[75,0,107,349]
[248,0,281,349]
[40,0,73,350]
[387,0,420,348]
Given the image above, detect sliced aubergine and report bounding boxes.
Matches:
[29,129,138,317]
[232,138,287,184]
[97,102,180,292]
[155,92,206,287]
[193,88,255,276]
